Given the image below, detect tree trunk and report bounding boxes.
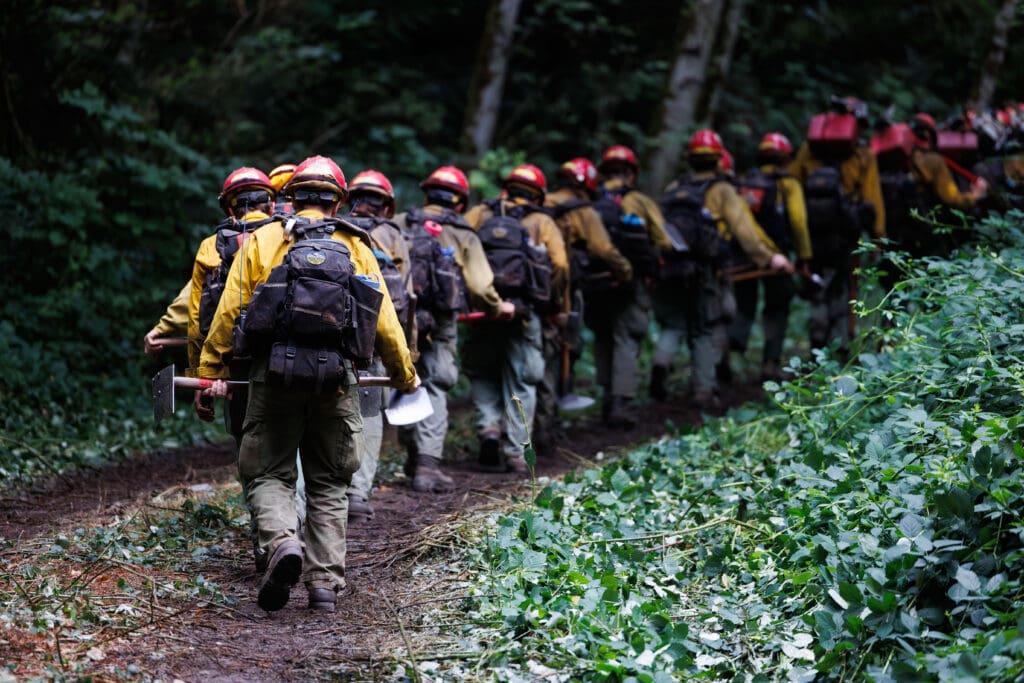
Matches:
[460,0,522,164]
[646,0,728,193]
[971,0,1017,110]
[705,0,745,125]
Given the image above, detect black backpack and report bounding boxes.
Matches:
[803,165,873,263]
[345,216,412,332]
[592,190,659,278]
[402,208,467,340]
[878,169,928,248]
[739,169,791,253]
[659,178,723,280]
[477,199,552,310]
[241,218,384,391]
[197,216,276,337]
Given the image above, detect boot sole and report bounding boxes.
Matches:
[257,550,302,612]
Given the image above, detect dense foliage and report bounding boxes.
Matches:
[424,215,1024,681]
[1,2,1022,472]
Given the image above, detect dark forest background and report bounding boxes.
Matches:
[0,0,1020,470]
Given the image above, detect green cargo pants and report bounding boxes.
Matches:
[463,310,544,459]
[729,274,796,363]
[239,370,363,591]
[585,281,650,399]
[398,314,458,460]
[348,358,387,500]
[809,259,850,353]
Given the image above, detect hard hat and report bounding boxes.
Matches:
[558,157,599,193]
[218,167,274,213]
[420,166,470,197]
[719,150,735,176]
[285,155,347,199]
[504,164,547,193]
[349,169,395,201]
[598,145,639,172]
[267,164,296,194]
[757,132,794,156]
[688,129,725,157]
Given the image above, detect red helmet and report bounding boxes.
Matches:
[909,113,937,147]
[598,145,639,172]
[218,167,274,212]
[719,150,735,176]
[420,165,470,197]
[558,157,599,193]
[286,155,347,198]
[688,129,724,157]
[348,169,395,201]
[757,132,793,156]
[504,164,547,193]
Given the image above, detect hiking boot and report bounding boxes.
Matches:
[650,365,669,402]
[412,455,455,494]
[347,494,374,525]
[716,359,734,386]
[692,389,720,411]
[308,587,337,612]
[257,539,303,612]
[477,430,504,472]
[606,395,636,430]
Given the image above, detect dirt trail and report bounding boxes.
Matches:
[1,383,765,680]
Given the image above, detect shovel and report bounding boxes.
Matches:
[152,364,433,425]
[556,311,595,413]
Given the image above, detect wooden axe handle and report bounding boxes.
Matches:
[175,376,393,390]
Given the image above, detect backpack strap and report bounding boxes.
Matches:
[548,198,590,220]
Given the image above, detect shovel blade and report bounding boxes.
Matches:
[557,393,595,413]
[384,386,433,426]
[152,364,177,422]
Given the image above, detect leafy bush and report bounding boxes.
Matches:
[425,214,1024,681]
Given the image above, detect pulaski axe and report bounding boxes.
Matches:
[152,364,432,426]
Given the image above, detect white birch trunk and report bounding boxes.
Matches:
[972,0,1018,110]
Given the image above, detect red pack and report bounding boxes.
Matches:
[871,123,915,171]
[807,112,859,159]
[937,130,978,164]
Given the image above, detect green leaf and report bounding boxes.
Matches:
[955,566,981,592]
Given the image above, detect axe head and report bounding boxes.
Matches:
[383,386,433,426]
[557,393,595,413]
[152,364,177,422]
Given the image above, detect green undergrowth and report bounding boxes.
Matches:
[416,214,1024,682]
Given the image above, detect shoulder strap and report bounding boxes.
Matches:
[549,198,590,219]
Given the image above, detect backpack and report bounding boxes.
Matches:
[547,199,618,295]
[878,169,928,247]
[346,216,412,332]
[477,199,552,310]
[739,169,791,253]
[803,165,874,263]
[402,208,468,337]
[197,216,276,337]
[659,178,723,281]
[592,190,659,278]
[240,218,384,391]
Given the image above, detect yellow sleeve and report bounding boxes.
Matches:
[187,236,220,372]
[153,281,191,337]
[858,150,887,239]
[463,204,486,230]
[622,191,672,251]
[780,177,812,261]
[580,207,632,283]
[351,242,416,392]
[790,143,814,184]
[198,237,261,379]
[713,184,776,269]
[922,153,976,210]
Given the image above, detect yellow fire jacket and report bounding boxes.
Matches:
[910,148,976,210]
[153,282,191,338]
[187,209,272,372]
[759,164,813,261]
[198,208,416,391]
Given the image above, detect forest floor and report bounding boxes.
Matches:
[1,377,766,682]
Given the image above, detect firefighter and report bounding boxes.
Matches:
[593,145,673,426]
[790,97,885,355]
[464,164,569,472]
[268,163,296,215]
[728,133,812,381]
[652,130,793,407]
[198,155,418,613]
[392,167,515,493]
[540,157,633,448]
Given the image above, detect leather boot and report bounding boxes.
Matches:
[347,494,374,525]
[412,455,455,494]
[257,539,303,612]
[477,430,503,472]
[308,587,337,611]
[650,365,668,402]
[403,447,418,479]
